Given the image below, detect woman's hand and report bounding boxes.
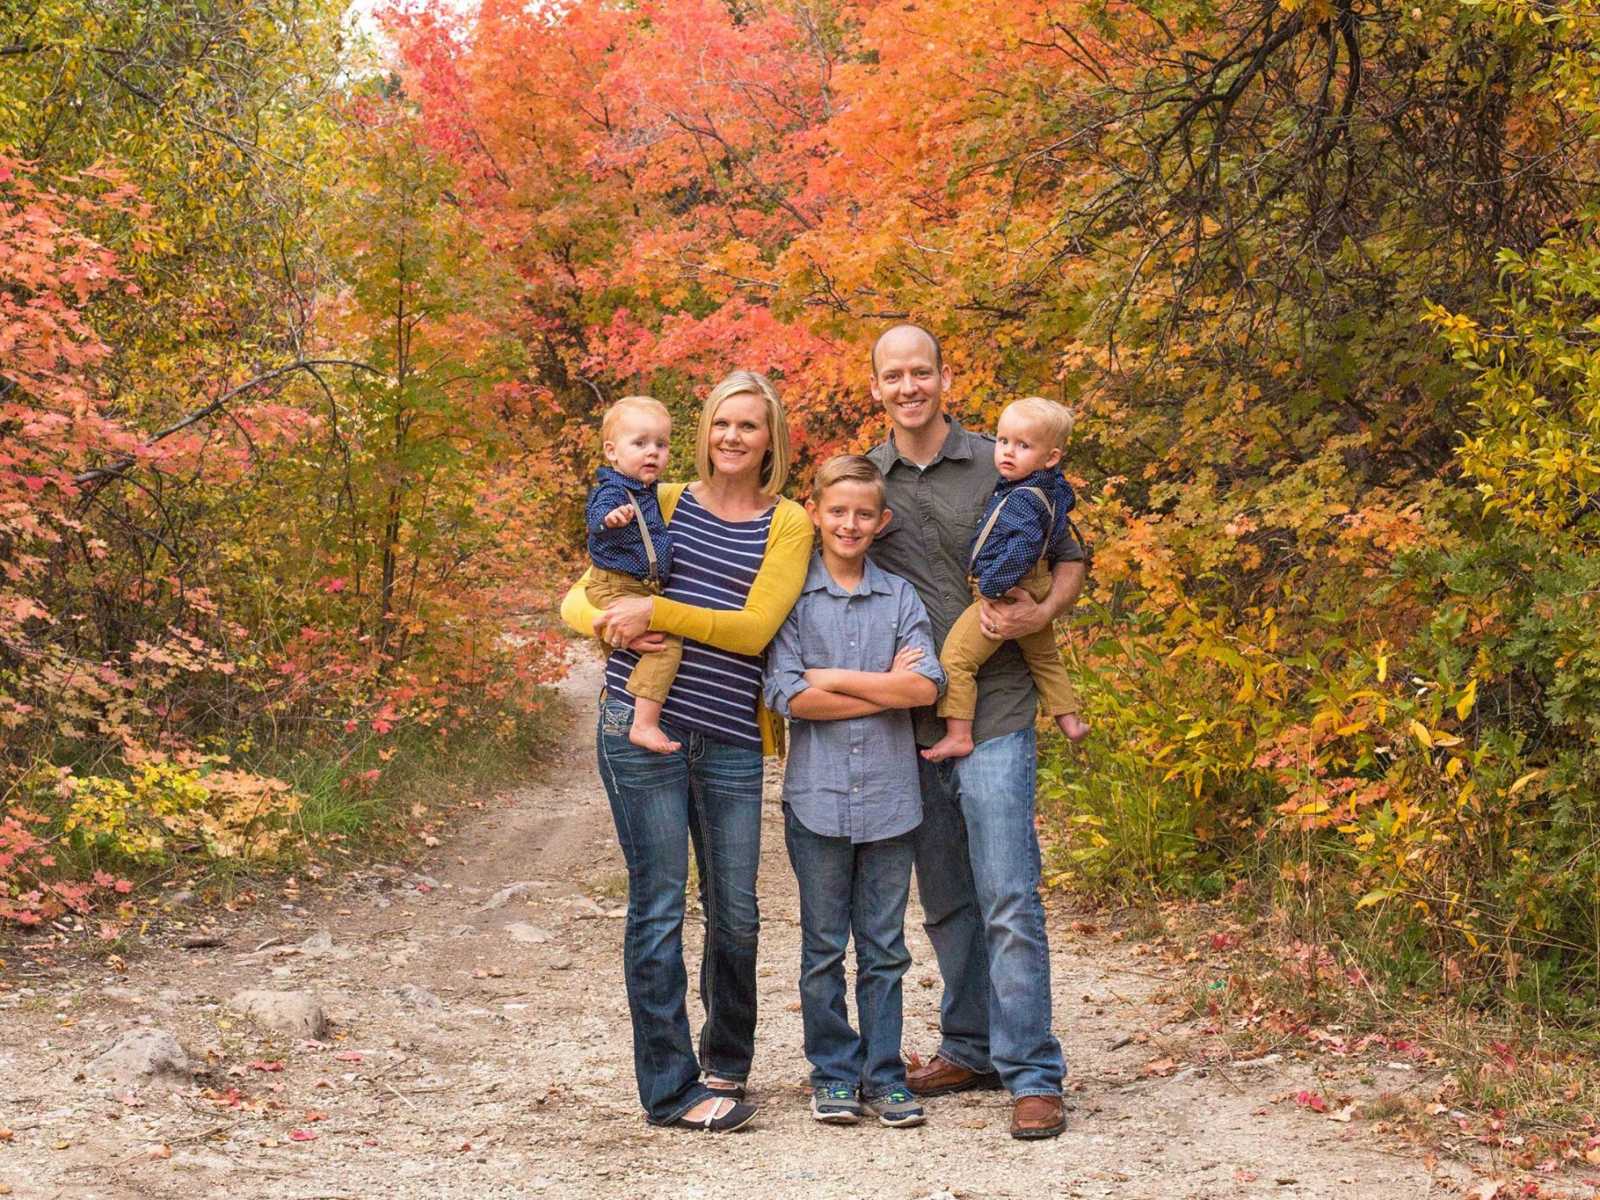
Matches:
[627,632,668,653]
[593,595,655,646]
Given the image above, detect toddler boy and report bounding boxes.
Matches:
[763,455,945,1128]
[921,395,1089,763]
[585,395,681,753]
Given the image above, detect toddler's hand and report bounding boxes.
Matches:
[891,646,925,673]
[602,503,636,528]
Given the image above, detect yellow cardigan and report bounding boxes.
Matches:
[559,481,813,755]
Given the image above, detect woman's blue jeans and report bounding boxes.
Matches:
[594,693,764,1124]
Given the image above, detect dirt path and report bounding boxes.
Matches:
[0,654,1475,1200]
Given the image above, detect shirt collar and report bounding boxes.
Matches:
[997,466,1061,494]
[802,551,894,597]
[597,465,654,492]
[871,415,975,473]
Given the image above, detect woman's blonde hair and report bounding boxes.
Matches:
[694,370,791,497]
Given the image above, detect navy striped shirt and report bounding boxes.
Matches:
[604,489,774,749]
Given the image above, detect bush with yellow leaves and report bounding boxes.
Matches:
[65,761,302,866]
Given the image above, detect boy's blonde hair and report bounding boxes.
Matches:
[694,371,791,497]
[810,454,886,508]
[1004,395,1075,448]
[601,395,671,443]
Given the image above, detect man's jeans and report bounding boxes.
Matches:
[783,805,915,1099]
[595,694,763,1124]
[913,725,1064,1098]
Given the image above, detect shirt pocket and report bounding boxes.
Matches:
[863,602,902,672]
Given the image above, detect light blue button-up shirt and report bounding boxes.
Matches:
[764,553,945,843]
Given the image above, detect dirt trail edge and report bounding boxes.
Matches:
[0,654,1469,1200]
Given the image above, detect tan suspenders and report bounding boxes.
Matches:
[631,495,661,585]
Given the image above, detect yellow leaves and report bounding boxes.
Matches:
[1507,769,1546,796]
[64,762,302,865]
[1409,719,1434,749]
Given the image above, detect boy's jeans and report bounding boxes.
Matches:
[595,695,763,1124]
[913,725,1065,1098]
[783,804,915,1098]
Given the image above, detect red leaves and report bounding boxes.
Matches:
[1295,1091,1328,1113]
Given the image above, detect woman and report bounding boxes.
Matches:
[560,370,811,1130]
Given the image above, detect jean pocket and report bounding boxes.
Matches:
[599,696,633,737]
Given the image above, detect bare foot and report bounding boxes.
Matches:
[629,721,682,754]
[1057,712,1090,743]
[681,1096,736,1123]
[920,733,974,762]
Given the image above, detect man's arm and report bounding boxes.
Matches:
[980,558,1085,640]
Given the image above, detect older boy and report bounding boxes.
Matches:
[763,455,945,1128]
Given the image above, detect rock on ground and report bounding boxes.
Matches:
[86,1029,190,1088]
[227,989,329,1039]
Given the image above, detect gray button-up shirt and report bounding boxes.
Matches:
[763,553,945,843]
[867,416,1084,748]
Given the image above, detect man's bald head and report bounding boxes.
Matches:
[870,323,942,376]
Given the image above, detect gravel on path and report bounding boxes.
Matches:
[0,653,1471,1199]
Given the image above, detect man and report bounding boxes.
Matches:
[864,323,1085,1140]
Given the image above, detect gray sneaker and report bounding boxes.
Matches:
[810,1084,861,1124]
[863,1088,926,1128]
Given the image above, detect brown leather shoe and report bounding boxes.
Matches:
[1010,1094,1067,1140]
[905,1053,1003,1097]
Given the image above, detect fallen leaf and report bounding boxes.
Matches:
[1294,1091,1328,1113]
[1467,1181,1507,1200]
[1142,1056,1179,1078]
[249,1060,284,1073]
[1328,1104,1357,1123]
[1234,1170,1259,1183]
[333,1051,363,1063]
[288,1129,317,1142]
[147,1144,172,1160]
[304,1110,329,1122]
[0,1128,12,1142]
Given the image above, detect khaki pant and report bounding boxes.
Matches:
[587,567,682,705]
[937,559,1079,722]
